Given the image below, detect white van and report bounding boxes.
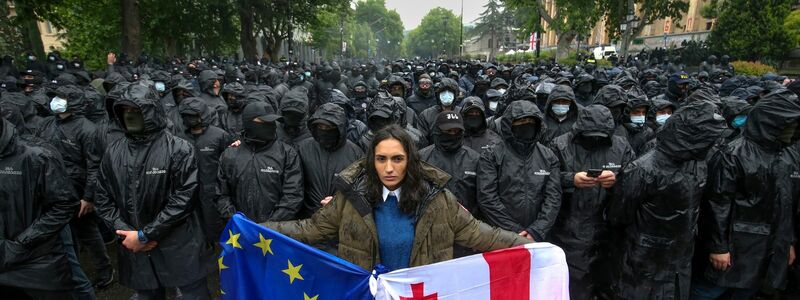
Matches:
[592,46,617,60]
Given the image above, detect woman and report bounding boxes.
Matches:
[262,124,528,271]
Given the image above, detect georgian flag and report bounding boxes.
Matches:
[373,243,569,300]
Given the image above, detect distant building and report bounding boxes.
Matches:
[7,2,65,52]
[463,28,526,58]
[539,0,715,51]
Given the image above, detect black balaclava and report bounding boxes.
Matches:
[123,109,145,135]
[463,108,485,133]
[181,113,203,131]
[436,130,464,153]
[281,110,305,137]
[509,118,539,156]
[312,122,340,151]
[244,120,277,148]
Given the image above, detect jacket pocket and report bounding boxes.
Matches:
[732,221,771,236]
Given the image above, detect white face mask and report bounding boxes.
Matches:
[154,82,166,92]
[50,96,68,114]
[497,88,507,94]
[489,101,499,111]
[440,91,455,106]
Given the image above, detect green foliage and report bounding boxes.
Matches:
[784,10,800,48]
[504,0,600,59]
[473,0,512,58]
[700,1,719,19]
[405,7,461,58]
[354,0,405,59]
[495,49,555,63]
[708,0,793,62]
[730,61,777,76]
[0,2,24,56]
[600,0,689,41]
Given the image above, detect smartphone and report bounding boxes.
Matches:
[587,169,603,178]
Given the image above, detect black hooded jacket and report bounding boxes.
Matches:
[420,120,481,216]
[197,70,228,121]
[94,84,212,290]
[329,89,369,144]
[220,82,248,138]
[296,103,364,218]
[621,95,655,155]
[547,105,635,296]
[176,97,235,242]
[0,120,79,291]
[35,85,101,201]
[701,89,800,290]
[277,87,312,147]
[418,78,459,141]
[540,85,582,144]
[216,105,304,223]
[477,100,562,241]
[406,80,438,114]
[609,100,726,298]
[460,96,502,152]
[1,92,45,135]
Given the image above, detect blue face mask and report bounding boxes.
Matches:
[656,114,671,125]
[732,115,747,128]
[154,82,166,92]
[440,91,455,106]
[551,104,570,116]
[304,71,311,78]
[630,115,646,125]
[50,96,67,114]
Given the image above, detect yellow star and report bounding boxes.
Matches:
[218,256,228,271]
[304,292,319,300]
[220,289,226,295]
[282,259,304,284]
[226,229,242,249]
[253,233,274,256]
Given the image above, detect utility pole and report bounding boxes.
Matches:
[460,0,464,57]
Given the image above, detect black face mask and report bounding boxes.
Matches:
[181,114,202,130]
[228,100,245,111]
[354,90,367,99]
[436,132,463,153]
[282,111,305,126]
[512,123,537,141]
[123,111,146,134]
[577,83,593,94]
[463,115,484,132]
[368,116,393,131]
[576,134,611,150]
[313,127,340,150]
[244,121,277,146]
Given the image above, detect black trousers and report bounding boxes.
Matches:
[70,213,113,280]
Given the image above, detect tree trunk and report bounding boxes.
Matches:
[239,6,258,63]
[556,31,576,61]
[121,0,141,59]
[164,36,177,57]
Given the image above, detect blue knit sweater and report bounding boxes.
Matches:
[374,193,415,271]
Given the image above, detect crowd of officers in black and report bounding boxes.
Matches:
[0,50,799,300]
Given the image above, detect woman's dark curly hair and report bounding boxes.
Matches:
[364,124,427,215]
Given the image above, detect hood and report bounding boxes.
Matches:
[574,73,594,86]
[545,85,577,108]
[460,96,488,133]
[684,88,722,107]
[500,100,545,143]
[490,78,509,90]
[198,70,218,94]
[329,88,356,118]
[656,99,726,161]
[171,79,198,98]
[720,96,752,123]
[437,78,459,94]
[730,87,758,102]
[0,118,17,157]
[0,102,27,133]
[648,97,676,116]
[103,72,128,94]
[572,104,616,136]
[112,83,167,135]
[178,97,215,127]
[280,87,309,115]
[592,84,628,108]
[367,91,399,125]
[49,85,87,115]
[54,72,78,86]
[221,82,246,100]
[743,89,800,150]
[0,92,36,121]
[719,77,745,97]
[308,102,348,149]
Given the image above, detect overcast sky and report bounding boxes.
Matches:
[383,0,491,30]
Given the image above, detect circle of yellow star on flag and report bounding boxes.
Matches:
[304,292,319,300]
[226,229,242,249]
[253,233,273,256]
[218,256,228,272]
[282,259,304,284]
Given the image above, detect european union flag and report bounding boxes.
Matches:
[219,213,373,300]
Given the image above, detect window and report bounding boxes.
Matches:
[705,22,713,30]
[45,22,53,34]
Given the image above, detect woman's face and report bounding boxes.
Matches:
[374,138,407,191]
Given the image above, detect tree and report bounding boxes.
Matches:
[504,0,600,60]
[599,0,688,62]
[784,10,800,48]
[472,0,510,59]
[0,2,25,56]
[405,7,461,58]
[308,8,379,59]
[354,0,404,59]
[708,0,793,63]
